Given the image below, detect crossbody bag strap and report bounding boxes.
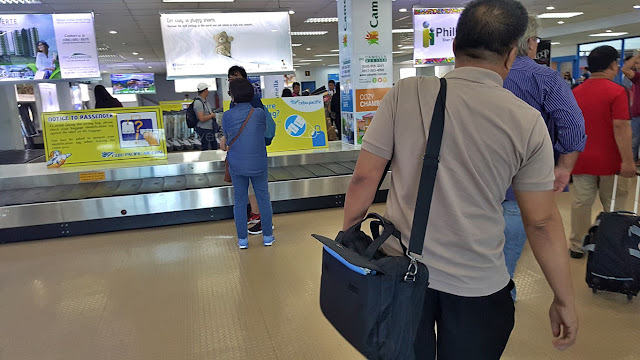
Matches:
[227,108,255,149]
[408,77,448,259]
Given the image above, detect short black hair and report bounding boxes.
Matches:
[625,55,635,62]
[229,78,254,103]
[328,80,335,85]
[281,88,293,97]
[293,82,300,88]
[588,46,620,73]
[228,65,247,79]
[454,0,528,61]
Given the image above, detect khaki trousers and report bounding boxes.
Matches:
[569,175,629,252]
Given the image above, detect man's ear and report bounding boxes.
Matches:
[505,46,518,70]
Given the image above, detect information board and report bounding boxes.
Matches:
[42,106,167,167]
[224,96,328,153]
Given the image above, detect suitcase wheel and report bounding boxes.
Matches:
[592,287,597,294]
[627,294,633,301]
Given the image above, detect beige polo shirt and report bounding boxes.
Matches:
[362,67,555,297]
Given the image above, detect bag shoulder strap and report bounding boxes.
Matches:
[228,108,255,149]
[408,77,447,258]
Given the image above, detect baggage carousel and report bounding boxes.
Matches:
[0,142,389,243]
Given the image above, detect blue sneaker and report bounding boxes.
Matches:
[263,235,275,247]
[238,238,249,249]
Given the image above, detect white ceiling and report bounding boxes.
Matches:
[0,0,638,74]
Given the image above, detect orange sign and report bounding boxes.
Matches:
[355,88,391,112]
[79,171,106,182]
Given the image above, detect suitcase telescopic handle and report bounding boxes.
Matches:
[610,174,640,214]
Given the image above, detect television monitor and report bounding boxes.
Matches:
[111,73,156,94]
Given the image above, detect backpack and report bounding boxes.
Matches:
[186,98,204,128]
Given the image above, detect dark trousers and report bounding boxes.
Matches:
[414,281,515,360]
[195,127,218,150]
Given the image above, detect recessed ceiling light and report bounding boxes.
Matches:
[546,6,555,10]
[306,47,311,50]
[292,44,302,47]
[293,54,297,57]
[551,42,561,45]
[589,32,629,37]
[537,12,583,18]
[271,29,278,32]
[109,30,118,34]
[148,66,153,69]
[289,10,295,15]
[634,5,640,9]
[132,52,139,55]
[392,29,414,33]
[606,29,613,33]
[330,49,340,52]
[557,21,565,24]
[399,8,408,12]
[291,31,328,36]
[304,17,338,23]
[138,57,144,60]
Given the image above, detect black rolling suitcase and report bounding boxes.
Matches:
[583,175,640,300]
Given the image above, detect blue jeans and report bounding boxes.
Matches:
[502,200,527,300]
[632,116,640,161]
[230,170,273,240]
[195,127,218,151]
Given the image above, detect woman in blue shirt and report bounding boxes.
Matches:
[221,78,274,249]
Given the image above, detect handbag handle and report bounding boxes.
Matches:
[338,213,405,260]
[227,108,254,150]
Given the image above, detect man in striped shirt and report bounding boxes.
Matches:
[502,16,586,300]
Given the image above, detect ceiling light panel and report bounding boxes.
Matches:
[392,29,414,33]
[537,12,583,19]
[291,31,329,36]
[291,44,302,47]
[314,54,340,57]
[304,17,338,23]
[0,0,41,3]
[589,32,629,37]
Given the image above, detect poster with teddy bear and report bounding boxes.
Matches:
[161,12,294,78]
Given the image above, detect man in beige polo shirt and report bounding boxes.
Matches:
[341,0,578,358]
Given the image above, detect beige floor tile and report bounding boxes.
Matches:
[0,194,639,359]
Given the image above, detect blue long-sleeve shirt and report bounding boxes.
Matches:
[503,56,587,201]
[223,103,268,176]
[230,94,276,141]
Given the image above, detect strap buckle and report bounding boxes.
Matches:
[404,257,419,282]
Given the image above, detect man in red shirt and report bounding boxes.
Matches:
[570,45,636,258]
[622,54,640,162]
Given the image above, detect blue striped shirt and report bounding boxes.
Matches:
[503,56,586,200]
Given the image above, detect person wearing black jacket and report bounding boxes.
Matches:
[94,85,123,109]
[330,82,341,139]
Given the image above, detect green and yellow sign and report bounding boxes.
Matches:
[42,106,167,168]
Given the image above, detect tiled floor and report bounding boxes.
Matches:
[0,191,639,359]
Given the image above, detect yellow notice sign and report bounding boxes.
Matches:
[224,96,328,153]
[159,100,192,112]
[42,106,167,168]
[79,172,106,182]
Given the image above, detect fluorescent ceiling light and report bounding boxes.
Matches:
[537,12,583,18]
[306,47,311,50]
[546,6,555,10]
[400,46,414,49]
[162,0,234,2]
[132,52,139,55]
[109,30,118,34]
[0,0,41,3]
[314,54,340,57]
[297,59,323,62]
[295,63,310,66]
[289,10,295,15]
[551,42,561,45]
[392,29,414,33]
[148,66,152,69]
[98,55,117,58]
[589,32,629,37]
[557,21,565,24]
[291,31,329,36]
[304,17,338,23]
[634,5,640,9]
[399,8,408,12]
[328,64,339,66]
[392,51,405,54]
[138,57,144,60]
[292,44,302,47]
[330,49,340,52]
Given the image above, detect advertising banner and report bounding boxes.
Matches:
[42,106,167,167]
[224,96,328,153]
[338,0,392,145]
[161,12,293,78]
[263,75,284,98]
[413,8,463,65]
[0,13,99,81]
[111,73,156,94]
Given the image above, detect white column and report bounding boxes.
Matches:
[55,82,74,111]
[0,84,24,150]
[338,0,393,145]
